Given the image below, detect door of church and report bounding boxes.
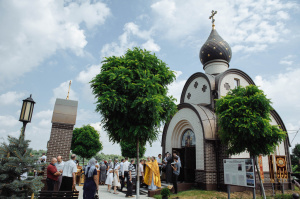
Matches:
[184,147,196,182]
[180,129,196,182]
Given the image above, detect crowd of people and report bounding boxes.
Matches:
[45,151,182,199]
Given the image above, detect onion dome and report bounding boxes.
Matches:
[199,28,232,67]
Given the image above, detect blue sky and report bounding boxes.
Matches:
[0,0,300,157]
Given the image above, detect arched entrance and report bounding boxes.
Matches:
[173,129,196,182]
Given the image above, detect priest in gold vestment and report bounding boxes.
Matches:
[144,157,161,190]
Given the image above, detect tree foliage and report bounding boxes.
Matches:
[90,47,177,144]
[71,125,103,162]
[120,140,146,158]
[94,153,125,163]
[291,144,300,173]
[215,85,286,156]
[0,128,44,198]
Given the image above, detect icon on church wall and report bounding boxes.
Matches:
[181,129,196,147]
[238,164,242,171]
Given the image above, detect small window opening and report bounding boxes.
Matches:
[234,78,240,88]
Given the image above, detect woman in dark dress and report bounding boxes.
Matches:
[99,162,107,185]
[83,158,99,199]
[165,153,173,184]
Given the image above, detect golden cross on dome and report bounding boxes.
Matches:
[209,10,217,29]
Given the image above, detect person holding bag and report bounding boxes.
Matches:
[83,158,99,199]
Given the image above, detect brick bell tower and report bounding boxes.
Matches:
[46,98,78,162]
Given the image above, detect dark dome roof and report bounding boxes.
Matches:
[199,29,232,67]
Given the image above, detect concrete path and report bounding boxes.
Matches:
[76,185,153,199]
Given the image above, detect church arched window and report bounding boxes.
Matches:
[181,129,196,147]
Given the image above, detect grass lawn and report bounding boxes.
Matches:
[153,187,300,199]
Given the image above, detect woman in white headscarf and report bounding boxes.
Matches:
[83,158,99,199]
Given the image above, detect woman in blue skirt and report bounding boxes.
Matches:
[83,158,99,199]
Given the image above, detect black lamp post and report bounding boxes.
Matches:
[19,94,36,136]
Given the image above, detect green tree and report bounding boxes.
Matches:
[291,144,300,173]
[31,149,47,160]
[90,47,177,197]
[120,140,146,158]
[0,128,44,198]
[93,153,124,163]
[216,85,286,199]
[71,125,103,165]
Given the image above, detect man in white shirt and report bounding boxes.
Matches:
[138,160,144,189]
[95,161,100,170]
[121,157,130,191]
[59,154,77,191]
[41,153,47,163]
[157,154,163,174]
[54,155,64,191]
[172,151,181,165]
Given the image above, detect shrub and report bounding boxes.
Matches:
[161,188,171,197]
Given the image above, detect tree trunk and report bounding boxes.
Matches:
[136,138,140,199]
[255,156,266,199]
[83,158,84,166]
[250,155,256,199]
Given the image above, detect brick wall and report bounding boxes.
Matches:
[46,123,74,162]
[195,141,229,190]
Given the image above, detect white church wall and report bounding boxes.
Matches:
[165,108,204,170]
[230,151,250,159]
[183,77,210,105]
[219,74,250,97]
[204,61,228,75]
[270,115,286,156]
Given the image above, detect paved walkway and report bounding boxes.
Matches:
[76,185,153,199]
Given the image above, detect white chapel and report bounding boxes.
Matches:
[161,12,292,191]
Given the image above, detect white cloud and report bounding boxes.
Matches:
[35,109,53,119]
[77,65,101,84]
[150,0,297,53]
[0,115,19,127]
[0,0,110,87]
[50,80,78,104]
[26,124,51,150]
[76,109,98,123]
[254,68,300,109]
[142,39,161,52]
[254,68,300,148]
[100,22,160,58]
[279,55,294,66]
[0,91,26,106]
[168,71,186,103]
[34,109,53,128]
[64,1,110,30]
[90,122,121,155]
[76,64,101,102]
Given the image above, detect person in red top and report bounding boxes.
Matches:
[47,158,62,191]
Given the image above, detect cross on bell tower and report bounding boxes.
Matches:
[209,10,217,29]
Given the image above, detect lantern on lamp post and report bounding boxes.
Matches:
[19,94,36,136]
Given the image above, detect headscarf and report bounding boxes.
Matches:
[85,158,96,178]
